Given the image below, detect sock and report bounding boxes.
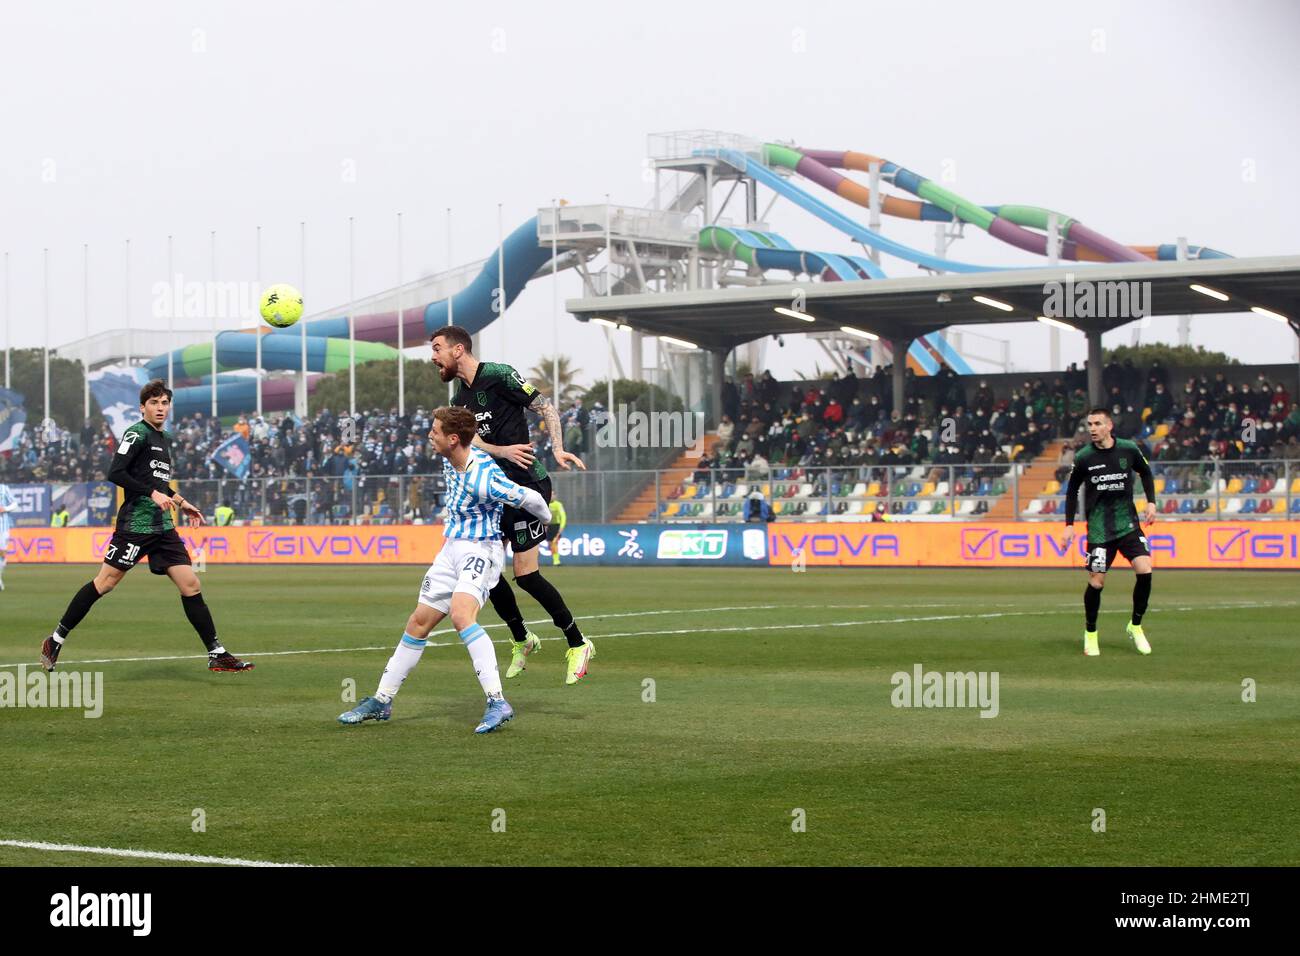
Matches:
[459,623,503,699]
[1084,584,1103,632]
[488,577,529,643]
[55,580,105,639]
[516,570,585,648]
[1132,573,1152,625]
[180,592,222,654]
[377,632,427,702]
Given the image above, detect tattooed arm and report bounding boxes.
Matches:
[532,393,586,471]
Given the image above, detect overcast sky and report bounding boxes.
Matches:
[2,0,1297,387]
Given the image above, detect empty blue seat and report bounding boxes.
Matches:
[1241,499,1257,514]
[1178,498,1194,514]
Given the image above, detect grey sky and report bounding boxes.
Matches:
[2,0,1297,388]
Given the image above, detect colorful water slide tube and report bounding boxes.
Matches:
[150,218,559,417]
[703,148,1004,274]
[764,145,1231,262]
[698,224,971,373]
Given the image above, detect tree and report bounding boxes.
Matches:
[5,348,94,431]
[527,355,583,404]
[581,378,683,413]
[1102,344,1240,367]
[307,358,453,415]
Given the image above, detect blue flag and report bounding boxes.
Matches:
[210,434,252,479]
[0,386,25,454]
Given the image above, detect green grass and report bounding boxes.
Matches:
[1,564,1297,866]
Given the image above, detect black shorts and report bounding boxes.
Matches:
[1083,529,1150,573]
[104,529,192,575]
[501,476,551,553]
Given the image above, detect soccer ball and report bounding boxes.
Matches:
[259,283,304,328]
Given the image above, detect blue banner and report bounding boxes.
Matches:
[209,434,252,479]
[6,482,52,528]
[86,365,147,438]
[519,523,770,566]
[0,386,25,454]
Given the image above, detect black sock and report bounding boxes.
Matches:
[516,570,584,647]
[1084,584,1103,631]
[181,593,222,653]
[488,577,530,642]
[1132,573,1152,625]
[56,580,104,639]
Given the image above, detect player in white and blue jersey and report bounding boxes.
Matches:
[0,482,14,591]
[338,406,552,734]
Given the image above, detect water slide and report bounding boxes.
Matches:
[147,218,560,417]
[698,224,968,373]
[762,144,1231,263]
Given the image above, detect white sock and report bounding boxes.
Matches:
[459,624,502,699]
[377,633,427,702]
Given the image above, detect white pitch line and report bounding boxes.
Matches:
[0,838,310,868]
[3,599,1293,670]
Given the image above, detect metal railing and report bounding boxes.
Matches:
[172,459,1299,525]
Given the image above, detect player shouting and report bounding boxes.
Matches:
[1060,407,1157,657]
[430,325,595,685]
[338,405,554,733]
[39,380,254,673]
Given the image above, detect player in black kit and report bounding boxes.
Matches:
[1060,407,1157,658]
[39,379,254,673]
[431,325,596,685]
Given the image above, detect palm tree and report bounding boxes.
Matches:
[527,355,583,405]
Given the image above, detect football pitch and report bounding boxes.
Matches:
[1,564,1296,867]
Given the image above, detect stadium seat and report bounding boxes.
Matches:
[697,504,714,518]
[1154,477,1166,494]
[1241,499,1257,514]
[1166,478,1180,494]
[934,481,949,497]
[806,501,825,516]
[798,482,814,498]
[1224,497,1242,514]
[905,501,918,514]
[1258,498,1273,514]
[1291,477,1300,494]
[958,500,977,515]
[1024,499,1043,515]
[856,482,871,497]
[1153,423,1170,439]
[1042,499,1058,515]
[1042,480,1060,495]
[1178,498,1194,514]
[830,482,842,497]
[1243,478,1258,494]
[1161,499,1178,514]
[662,503,681,518]
[1195,498,1210,513]
[1226,478,1243,494]
[1259,477,1275,494]
[919,482,936,497]
[1291,498,1300,514]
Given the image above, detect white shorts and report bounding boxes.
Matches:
[418,538,504,614]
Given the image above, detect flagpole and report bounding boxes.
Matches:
[299,220,307,419]
[396,212,404,417]
[166,235,175,390]
[446,207,453,403]
[210,230,219,418]
[43,248,50,434]
[497,202,505,365]
[3,250,9,390]
[124,239,131,368]
[348,215,355,418]
[83,243,90,420]
[551,199,559,405]
[254,225,262,417]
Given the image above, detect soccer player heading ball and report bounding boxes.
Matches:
[1060,407,1157,657]
[39,380,254,673]
[431,325,595,685]
[337,406,553,733]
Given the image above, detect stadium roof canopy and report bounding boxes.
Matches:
[565,255,1300,352]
